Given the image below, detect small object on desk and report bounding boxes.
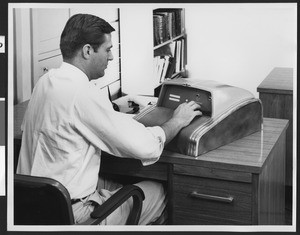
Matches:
[113,95,158,115]
[127,101,140,114]
[112,102,120,112]
[113,101,139,114]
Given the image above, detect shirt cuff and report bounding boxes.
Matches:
[147,126,166,145]
[140,126,166,166]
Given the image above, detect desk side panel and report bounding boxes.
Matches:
[259,92,293,188]
[257,127,286,225]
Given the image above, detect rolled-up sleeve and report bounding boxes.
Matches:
[141,126,166,165]
[72,86,166,166]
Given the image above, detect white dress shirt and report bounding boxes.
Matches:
[17,62,166,199]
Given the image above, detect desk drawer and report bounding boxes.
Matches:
[100,154,168,181]
[173,174,252,225]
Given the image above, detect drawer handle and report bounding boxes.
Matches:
[190,191,234,204]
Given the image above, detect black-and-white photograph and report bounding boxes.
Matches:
[0,1,297,234]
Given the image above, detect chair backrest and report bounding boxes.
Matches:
[14,174,75,225]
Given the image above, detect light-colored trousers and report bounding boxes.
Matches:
[72,176,167,225]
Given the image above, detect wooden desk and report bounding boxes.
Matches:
[101,118,288,225]
[257,67,293,188]
[14,101,288,225]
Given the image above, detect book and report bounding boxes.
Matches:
[180,38,185,71]
[154,56,164,84]
[153,14,164,45]
[165,56,176,79]
[161,55,170,82]
[153,8,183,39]
[175,40,182,73]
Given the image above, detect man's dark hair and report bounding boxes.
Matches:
[60,13,115,59]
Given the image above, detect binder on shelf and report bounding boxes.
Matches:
[180,38,185,72]
[165,56,176,79]
[154,55,171,84]
[161,56,170,81]
[175,40,182,73]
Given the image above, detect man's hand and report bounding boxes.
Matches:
[161,101,202,144]
[172,101,202,129]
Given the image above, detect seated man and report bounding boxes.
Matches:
[16,13,202,225]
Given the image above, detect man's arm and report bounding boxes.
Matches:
[161,101,202,144]
[74,89,202,164]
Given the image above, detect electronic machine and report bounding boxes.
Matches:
[134,78,263,157]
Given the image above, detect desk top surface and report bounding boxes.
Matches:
[14,100,288,174]
[160,117,288,174]
[257,67,293,94]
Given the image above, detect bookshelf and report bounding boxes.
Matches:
[120,7,186,97]
[153,8,186,97]
[153,33,185,50]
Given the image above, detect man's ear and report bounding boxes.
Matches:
[82,44,92,59]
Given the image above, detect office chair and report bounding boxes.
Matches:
[14,174,145,225]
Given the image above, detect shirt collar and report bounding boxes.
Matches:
[60,62,90,83]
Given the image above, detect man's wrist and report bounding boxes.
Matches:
[160,117,185,144]
[167,116,186,130]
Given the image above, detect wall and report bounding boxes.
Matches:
[12,6,121,104]
[120,6,154,95]
[12,4,297,100]
[185,3,297,97]
[13,8,32,104]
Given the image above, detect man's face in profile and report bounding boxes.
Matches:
[89,33,114,80]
